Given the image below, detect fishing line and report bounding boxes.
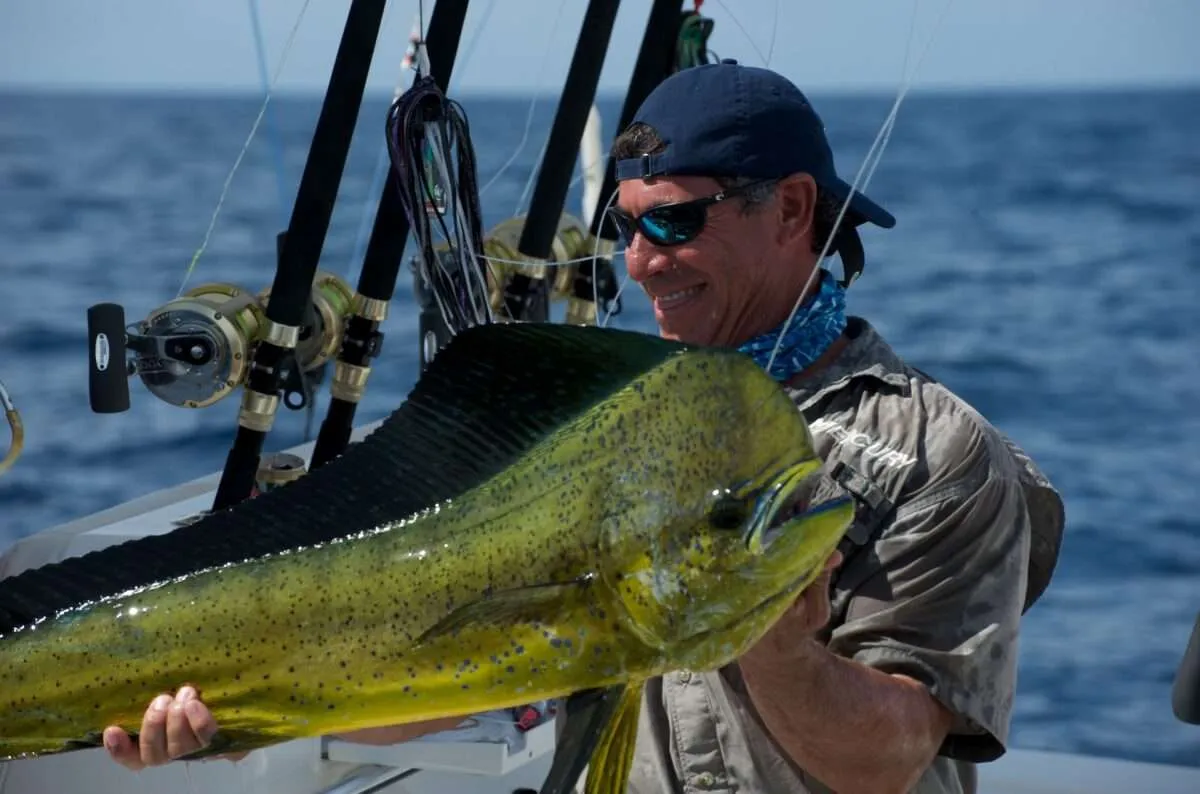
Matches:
[765,0,781,67]
[177,0,314,297]
[710,0,769,66]
[763,0,957,377]
[476,0,570,204]
[345,0,503,277]
[593,185,626,328]
[344,4,426,278]
[513,135,551,216]
[247,0,291,228]
[386,71,493,334]
[454,0,500,77]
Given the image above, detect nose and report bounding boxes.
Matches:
[624,236,673,284]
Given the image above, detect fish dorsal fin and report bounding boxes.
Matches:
[0,323,689,636]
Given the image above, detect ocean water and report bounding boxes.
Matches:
[0,86,1198,769]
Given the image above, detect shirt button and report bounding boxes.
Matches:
[695,771,716,787]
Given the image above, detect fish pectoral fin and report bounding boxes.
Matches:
[538,685,630,794]
[583,681,643,794]
[416,579,591,644]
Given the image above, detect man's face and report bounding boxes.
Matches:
[616,174,815,348]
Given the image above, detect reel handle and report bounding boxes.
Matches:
[87,302,131,414]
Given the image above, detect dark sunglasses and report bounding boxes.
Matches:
[606,178,777,248]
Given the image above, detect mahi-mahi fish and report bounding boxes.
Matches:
[0,322,854,794]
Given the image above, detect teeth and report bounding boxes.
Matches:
[659,286,702,306]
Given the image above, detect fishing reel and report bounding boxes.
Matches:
[481,213,621,325]
[86,271,354,415]
[409,213,622,370]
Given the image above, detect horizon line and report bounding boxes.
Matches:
[1,75,1197,102]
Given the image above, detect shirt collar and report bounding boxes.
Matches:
[782,316,911,405]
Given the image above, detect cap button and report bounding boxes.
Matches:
[720,58,738,65]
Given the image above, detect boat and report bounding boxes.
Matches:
[1,1,1197,793]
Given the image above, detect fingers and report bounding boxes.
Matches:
[104,686,220,772]
[138,692,174,767]
[102,724,143,771]
[166,686,217,761]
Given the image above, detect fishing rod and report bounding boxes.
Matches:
[83,1,388,511]
[502,0,622,328]
[206,0,389,510]
[491,0,709,333]
[309,0,472,471]
[79,0,699,488]
[587,0,710,243]
[84,1,384,510]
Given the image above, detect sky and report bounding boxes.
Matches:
[0,0,1197,97]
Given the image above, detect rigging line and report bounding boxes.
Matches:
[710,0,768,66]
[177,0,314,297]
[346,4,420,278]
[514,134,551,217]
[247,0,290,227]
[348,0,502,278]
[480,250,624,270]
[452,0,500,83]
[765,0,780,67]
[902,0,921,78]
[592,184,631,329]
[765,0,958,376]
[477,0,571,204]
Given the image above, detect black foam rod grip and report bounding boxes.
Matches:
[87,302,130,414]
[1172,611,1200,725]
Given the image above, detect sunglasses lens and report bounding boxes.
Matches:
[609,211,635,245]
[641,205,705,246]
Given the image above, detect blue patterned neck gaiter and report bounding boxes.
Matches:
[737,269,847,383]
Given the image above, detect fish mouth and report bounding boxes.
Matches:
[746,459,843,554]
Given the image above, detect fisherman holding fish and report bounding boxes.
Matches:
[102,61,1063,794]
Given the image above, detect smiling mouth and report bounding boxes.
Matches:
[655,285,705,311]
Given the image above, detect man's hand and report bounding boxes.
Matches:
[102,686,247,771]
[102,688,465,772]
[737,549,956,794]
[743,549,841,664]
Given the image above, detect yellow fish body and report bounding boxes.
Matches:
[0,322,853,794]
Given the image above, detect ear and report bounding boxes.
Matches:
[774,173,817,250]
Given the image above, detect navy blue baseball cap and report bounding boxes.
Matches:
[614,59,896,234]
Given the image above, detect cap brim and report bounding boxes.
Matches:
[825,178,896,229]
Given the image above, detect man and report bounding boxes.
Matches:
[104,61,1064,794]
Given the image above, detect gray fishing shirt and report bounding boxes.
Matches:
[622,316,1064,794]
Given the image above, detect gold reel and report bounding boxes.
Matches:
[480,213,600,323]
[134,283,264,409]
[259,270,356,373]
[129,271,354,410]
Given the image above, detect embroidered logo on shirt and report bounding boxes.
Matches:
[809,416,917,469]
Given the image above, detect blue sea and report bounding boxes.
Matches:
[0,86,1197,768]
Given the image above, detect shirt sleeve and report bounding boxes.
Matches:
[825,448,1032,764]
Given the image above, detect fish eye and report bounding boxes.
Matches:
[708,495,748,530]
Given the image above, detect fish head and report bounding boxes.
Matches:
[601,348,855,665]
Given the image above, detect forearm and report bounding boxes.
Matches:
[331,716,465,745]
[739,639,952,794]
